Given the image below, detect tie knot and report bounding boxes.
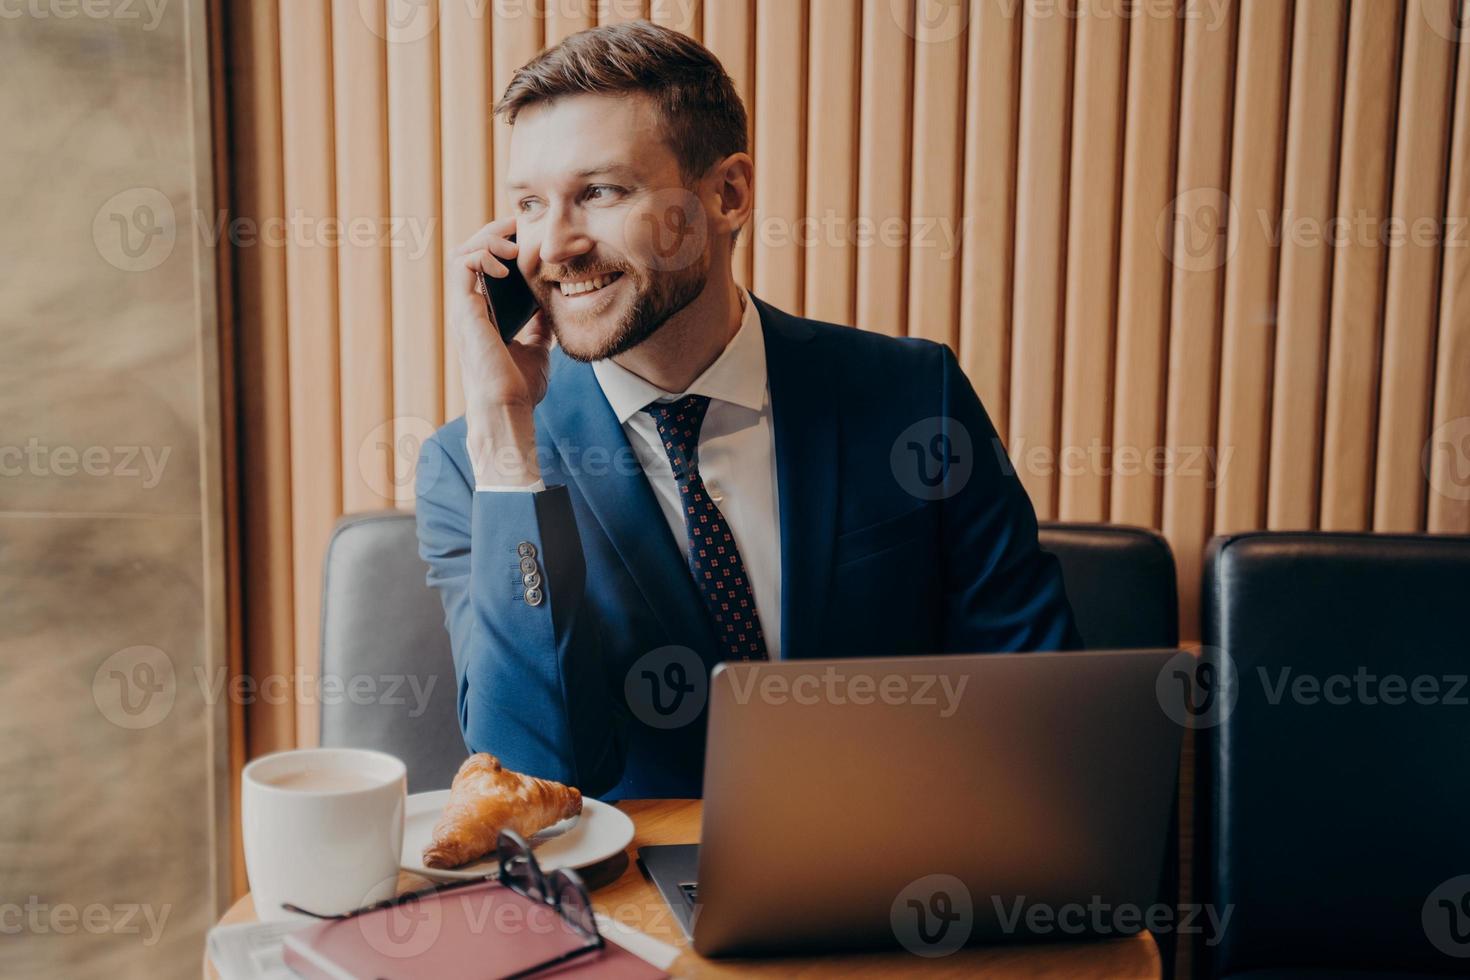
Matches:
[643,393,710,477]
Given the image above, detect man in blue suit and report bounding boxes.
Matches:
[416,21,1079,800]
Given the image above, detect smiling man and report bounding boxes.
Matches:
[415,21,1079,799]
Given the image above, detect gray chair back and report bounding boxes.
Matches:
[319,511,464,791]
[317,514,1181,791]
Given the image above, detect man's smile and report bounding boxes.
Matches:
[556,270,625,297]
[550,270,629,311]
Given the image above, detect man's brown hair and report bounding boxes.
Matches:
[494,20,749,186]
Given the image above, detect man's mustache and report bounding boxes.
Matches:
[537,262,632,285]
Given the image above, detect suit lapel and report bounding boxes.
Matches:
[539,295,839,664]
[755,295,839,660]
[538,353,718,656]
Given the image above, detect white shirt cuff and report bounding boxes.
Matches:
[475,478,547,493]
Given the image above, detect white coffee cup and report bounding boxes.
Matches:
[242,747,407,921]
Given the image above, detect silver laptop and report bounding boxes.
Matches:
[638,649,1183,957]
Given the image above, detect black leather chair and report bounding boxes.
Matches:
[317,514,1182,791]
[319,511,465,791]
[1039,522,1179,649]
[1198,531,1470,978]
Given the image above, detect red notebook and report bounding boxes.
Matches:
[281,878,668,979]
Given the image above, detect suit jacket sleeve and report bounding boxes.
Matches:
[936,346,1084,652]
[415,432,625,795]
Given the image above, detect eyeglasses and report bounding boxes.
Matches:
[284,829,604,978]
[492,829,604,977]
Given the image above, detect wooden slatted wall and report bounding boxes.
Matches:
[232,0,1470,752]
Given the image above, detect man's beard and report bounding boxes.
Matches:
[537,254,710,363]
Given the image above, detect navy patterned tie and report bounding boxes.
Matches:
[643,394,769,662]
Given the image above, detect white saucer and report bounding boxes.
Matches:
[400,789,635,881]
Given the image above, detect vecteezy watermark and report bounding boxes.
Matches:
[351,891,689,960]
[625,186,710,273]
[363,0,437,43]
[93,645,177,730]
[892,0,1234,42]
[1159,196,1470,264]
[413,423,697,495]
[990,895,1233,946]
[747,210,968,259]
[1424,416,1470,502]
[357,884,445,960]
[995,436,1235,488]
[362,416,443,505]
[1424,875,1470,959]
[624,657,971,728]
[92,646,441,729]
[0,0,170,30]
[195,667,441,717]
[894,0,970,43]
[190,210,438,258]
[625,646,709,729]
[891,417,974,501]
[1260,209,1470,250]
[1258,666,1468,708]
[727,665,969,718]
[0,440,172,488]
[0,898,171,947]
[1156,647,1239,729]
[358,0,701,43]
[891,875,974,957]
[92,188,440,273]
[92,187,176,272]
[597,898,687,940]
[1157,647,1470,729]
[1158,186,1240,273]
[1420,0,1470,44]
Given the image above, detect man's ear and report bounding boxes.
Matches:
[710,152,754,240]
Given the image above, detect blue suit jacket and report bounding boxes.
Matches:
[415,294,1080,799]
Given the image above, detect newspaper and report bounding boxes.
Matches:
[206,919,306,980]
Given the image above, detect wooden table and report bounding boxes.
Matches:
[207,799,1159,978]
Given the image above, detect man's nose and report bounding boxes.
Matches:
[538,203,594,267]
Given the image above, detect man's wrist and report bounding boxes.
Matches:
[466,401,540,487]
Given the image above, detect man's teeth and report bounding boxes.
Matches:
[559,273,621,297]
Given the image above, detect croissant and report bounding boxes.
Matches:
[423,754,583,869]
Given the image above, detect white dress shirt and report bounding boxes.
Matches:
[475,290,783,658]
[591,290,783,658]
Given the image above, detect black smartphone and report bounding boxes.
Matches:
[474,234,538,342]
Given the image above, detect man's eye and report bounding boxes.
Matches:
[585,185,619,202]
[517,198,541,213]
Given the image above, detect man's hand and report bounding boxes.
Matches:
[450,218,551,487]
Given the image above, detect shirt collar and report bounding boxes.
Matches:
[592,288,767,425]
